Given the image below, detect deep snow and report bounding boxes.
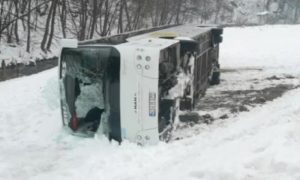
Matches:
[0,25,300,180]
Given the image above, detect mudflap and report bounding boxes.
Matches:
[179,97,192,111]
[159,99,178,142]
[209,63,221,86]
[159,124,173,142]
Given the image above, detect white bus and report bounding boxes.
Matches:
[59,25,223,145]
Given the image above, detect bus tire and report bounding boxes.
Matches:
[210,71,220,85]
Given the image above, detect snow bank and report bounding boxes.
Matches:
[142,88,300,180]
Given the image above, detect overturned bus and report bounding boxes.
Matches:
[59,25,223,145]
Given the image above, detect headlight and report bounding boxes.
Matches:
[137,55,142,60]
[146,56,151,61]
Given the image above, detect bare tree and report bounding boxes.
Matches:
[117,0,124,34]
[0,0,51,34]
[59,0,67,38]
[13,0,20,43]
[294,0,300,23]
[41,0,54,51]
[88,0,101,39]
[26,0,32,53]
[46,0,57,50]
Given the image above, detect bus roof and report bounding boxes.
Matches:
[127,25,216,41]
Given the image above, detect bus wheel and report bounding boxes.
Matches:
[159,102,177,142]
[210,71,220,85]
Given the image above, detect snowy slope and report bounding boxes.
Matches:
[222,25,300,73]
[0,25,300,180]
[0,18,61,67]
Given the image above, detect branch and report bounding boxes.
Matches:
[0,0,52,33]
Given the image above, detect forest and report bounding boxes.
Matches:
[0,0,299,54]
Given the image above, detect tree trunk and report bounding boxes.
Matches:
[123,0,131,31]
[58,0,67,38]
[76,0,89,40]
[159,0,168,25]
[4,1,14,43]
[14,0,19,44]
[0,0,4,42]
[294,0,300,23]
[26,0,31,53]
[132,1,143,30]
[214,0,222,24]
[89,0,99,39]
[41,0,54,51]
[117,0,124,34]
[175,0,183,24]
[46,0,57,51]
[265,0,272,11]
[101,0,110,36]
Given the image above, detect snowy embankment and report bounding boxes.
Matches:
[0,30,60,67]
[0,25,300,180]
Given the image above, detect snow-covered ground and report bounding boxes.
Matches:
[222,25,300,72]
[0,25,300,180]
[0,27,60,67]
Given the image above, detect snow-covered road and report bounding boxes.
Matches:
[0,25,300,180]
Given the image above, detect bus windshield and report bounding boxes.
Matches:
[60,47,121,141]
